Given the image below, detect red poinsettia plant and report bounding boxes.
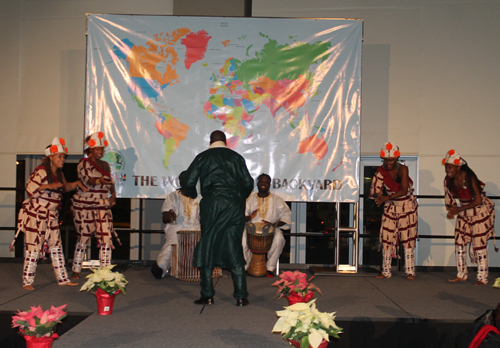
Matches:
[272,271,322,301]
[12,304,67,337]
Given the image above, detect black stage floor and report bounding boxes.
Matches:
[1,262,498,348]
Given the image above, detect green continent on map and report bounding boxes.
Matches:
[237,37,331,86]
[204,35,332,150]
[155,113,190,168]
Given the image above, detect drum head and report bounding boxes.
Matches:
[246,221,275,236]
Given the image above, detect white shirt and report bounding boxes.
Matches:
[161,190,200,233]
[245,192,291,229]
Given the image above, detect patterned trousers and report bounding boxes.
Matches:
[72,206,114,273]
[23,246,70,286]
[455,245,488,283]
[381,247,415,277]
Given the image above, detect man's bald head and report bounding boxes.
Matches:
[210,130,226,144]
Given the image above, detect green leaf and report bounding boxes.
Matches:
[34,324,53,337]
[14,320,30,327]
[23,329,37,336]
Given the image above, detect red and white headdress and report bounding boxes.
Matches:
[442,149,465,166]
[380,142,400,158]
[44,137,68,156]
[87,132,109,148]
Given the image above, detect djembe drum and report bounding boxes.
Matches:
[171,231,222,281]
[246,222,275,277]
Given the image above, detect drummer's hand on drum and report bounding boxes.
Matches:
[249,209,259,221]
[162,209,177,224]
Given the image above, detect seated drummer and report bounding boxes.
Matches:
[242,174,292,278]
[151,171,200,279]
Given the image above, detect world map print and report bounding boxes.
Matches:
[112,30,331,167]
[86,15,362,201]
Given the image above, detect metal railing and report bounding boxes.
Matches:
[2,187,499,265]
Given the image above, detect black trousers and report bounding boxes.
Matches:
[200,265,248,299]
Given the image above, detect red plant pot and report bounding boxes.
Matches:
[95,288,121,315]
[23,333,58,348]
[286,291,314,305]
[287,338,329,348]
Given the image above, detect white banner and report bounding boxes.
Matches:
[86,14,362,201]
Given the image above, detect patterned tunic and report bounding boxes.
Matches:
[17,166,64,253]
[370,165,418,253]
[72,158,114,247]
[444,178,495,251]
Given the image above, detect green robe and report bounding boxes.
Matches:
[183,147,254,269]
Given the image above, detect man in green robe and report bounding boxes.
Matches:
[183,130,254,306]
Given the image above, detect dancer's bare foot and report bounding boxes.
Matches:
[376,274,388,279]
[448,277,466,283]
[407,275,415,280]
[71,272,80,280]
[59,281,78,287]
[22,285,34,291]
[475,280,487,286]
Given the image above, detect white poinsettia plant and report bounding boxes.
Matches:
[272,299,342,348]
[80,265,128,295]
[494,278,500,288]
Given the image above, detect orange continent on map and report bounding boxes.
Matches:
[298,135,328,160]
[155,113,190,168]
[126,28,191,87]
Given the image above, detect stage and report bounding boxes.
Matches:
[1,262,498,348]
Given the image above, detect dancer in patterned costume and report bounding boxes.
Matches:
[12,137,85,290]
[151,171,200,279]
[242,174,291,277]
[370,142,418,279]
[443,149,495,286]
[71,132,117,279]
